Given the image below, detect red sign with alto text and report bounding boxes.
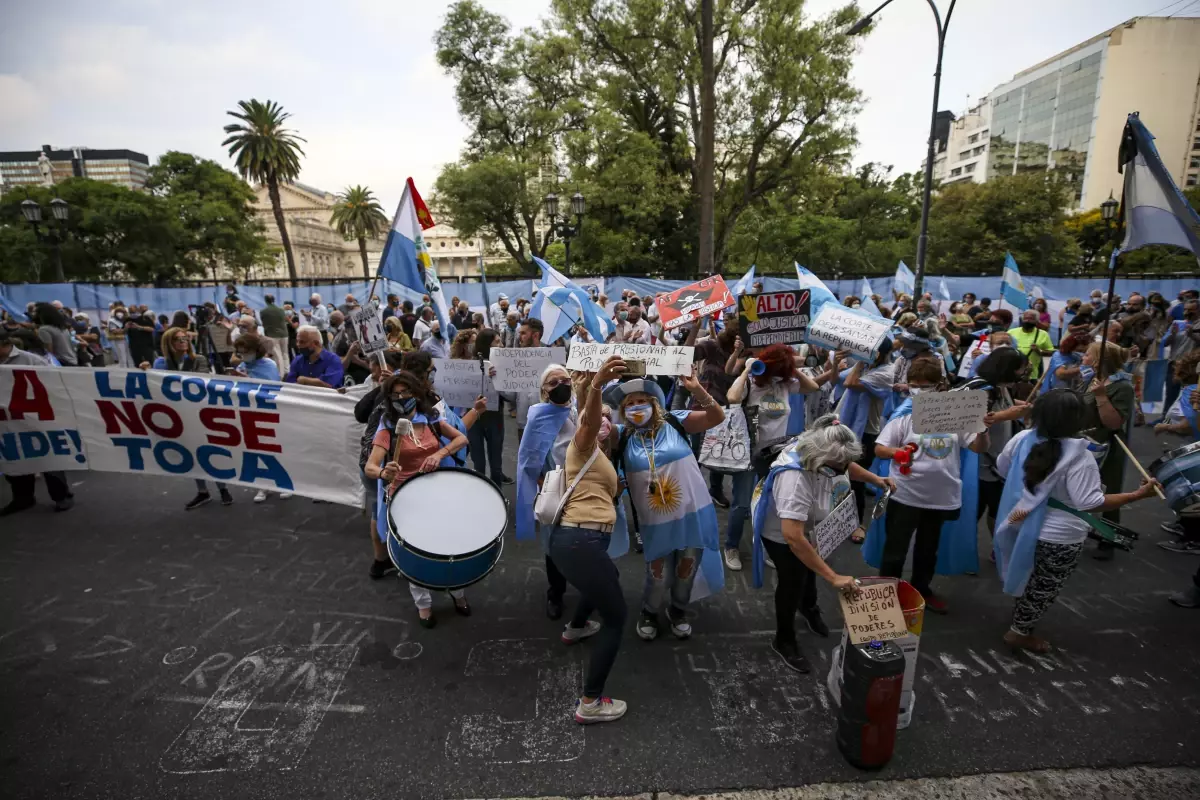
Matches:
[655,276,735,331]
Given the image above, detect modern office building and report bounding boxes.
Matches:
[0,145,150,193]
[930,15,1200,208]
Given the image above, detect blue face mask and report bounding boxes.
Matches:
[625,402,653,427]
[392,397,417,416]
[618,311,629,321]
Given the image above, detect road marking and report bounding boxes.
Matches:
[158,694,365,713]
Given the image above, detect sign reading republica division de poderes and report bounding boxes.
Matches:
[0,366,363,506]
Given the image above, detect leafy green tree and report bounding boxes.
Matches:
[145,151,274,282]
[222,99,306,281]
[330,185,388,279]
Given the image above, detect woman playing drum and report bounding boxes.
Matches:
[364,372,469,627]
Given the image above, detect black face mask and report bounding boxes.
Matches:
[548,383,572,405]
[990,323,1005,332]
[391,397,417,416]
[298,346,315,358]
[1021,322,1035,331]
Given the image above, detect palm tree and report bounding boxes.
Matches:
[222,99,306,282]
[331,185,389,279]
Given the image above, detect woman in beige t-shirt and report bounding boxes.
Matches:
[549,356,628,725]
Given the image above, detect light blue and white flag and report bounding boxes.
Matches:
[528,256,613,343]
[859,277,883,317]
[731,264,757,296]
[1118,113,1200,265]
[893,261,915,297]
[938,278,952,301]
[795,263,837,315]
[376,180,450,333]
[861,277,874,300]
[1000,252,1027,310]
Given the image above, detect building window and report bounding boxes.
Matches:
[968,133,978,144]
[1194,137,1200,150]
[950,167,962,176]
[959,150,972,160]
[468,241,474,247]
[1188,173,1198,187]
[973,146,986,156]
[455,241,460,247]
[440,241,446,247]
[964,162,976,173]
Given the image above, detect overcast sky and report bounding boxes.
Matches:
[1,0,1194,211]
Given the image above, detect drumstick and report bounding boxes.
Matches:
[1112,435,1167,500]
[1025,369,1049,401]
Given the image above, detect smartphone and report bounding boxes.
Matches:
[625,359,647,377]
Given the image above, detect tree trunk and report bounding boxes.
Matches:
[358,236,370,280]
[697,0,715,278]
[267,175,298,283]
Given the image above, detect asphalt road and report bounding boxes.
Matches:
[2,419,1199,800]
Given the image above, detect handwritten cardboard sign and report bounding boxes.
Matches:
[432,358,500,410]
[805,304,892,362]
[911,389,988,435]
[657,276,735,331]
[489,347,567,394]
[838,579,908,645]
[566,344,694,376]
[347,301,388,355]
[738,290,811,348]
[811,493,858,561]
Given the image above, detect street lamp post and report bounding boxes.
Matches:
[20,197,70,283]
[543,191,585,277]
[849,0,957,299]
[1096,191,1121,365]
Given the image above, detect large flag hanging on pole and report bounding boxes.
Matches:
[478,241,492,319]
[1000,252,1028,310]
[893,261,915,297]
[795,263,837,315]
[731,264,757,296]
[859,277,883,318]
[938,278,952,301]
[528,256,612,343]
[1117,113,1200,264]
[375,178,450,332]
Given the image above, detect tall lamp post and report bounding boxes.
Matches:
[1096,191,1121,362]
[544,191,585,277]
[849,0,957,299]
[21,197,70,283]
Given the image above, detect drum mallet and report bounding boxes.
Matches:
[1112,436,1167,501]
[1025,369,1049,402]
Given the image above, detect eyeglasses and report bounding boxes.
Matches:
[545,377,571,388]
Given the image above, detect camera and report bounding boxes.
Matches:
[624,359,647,377]
[190,304,211,328]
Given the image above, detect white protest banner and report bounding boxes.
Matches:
[811,494,858,560]
[838,579,909,645]
[566,343,694,376]
[805,304,892,363]
[957,339,990,379]
[432,359,500,409]
[348,301,388,355]
[1,366,363,506]
[911,389,988,435]
[489,347,567,394]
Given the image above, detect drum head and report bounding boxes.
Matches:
[388,468,508,557]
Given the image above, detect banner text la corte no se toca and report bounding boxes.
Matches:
[0,366,364,506]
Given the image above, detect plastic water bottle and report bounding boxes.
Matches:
[835,639,905,770]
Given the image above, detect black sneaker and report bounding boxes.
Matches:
[495,474,515,485]
[219,489,234,506]
[1162,521,1185,537]
[1158,540,1200,555]
[801,608,830,637]
[770,638,810,673]
[710,489,731,509]
[546,594,564,620]
[185,493,212,511]
[0,499,35,517]
[54,497,75,512]
[370,559,397,579]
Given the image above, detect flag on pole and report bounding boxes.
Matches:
[1117,113,1200,265]
[528,256,612,343]
[795,263,837,315]
[859,278,883,318]
[478,242,492,319]
[861,277,874,300]
[938,278,952,301]
[1001,252,1028,310]
[893,261,915,297]
[376,178,450,333]
[731,265,757,296]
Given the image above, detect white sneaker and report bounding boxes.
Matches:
[636,612,658,641]
[764,554,776,569]
[668,611,692,639]
[561,620,602,645]
[724,547,743,571]
[279,492,293,500]
[574,696,627,724]
[253,489,268,503]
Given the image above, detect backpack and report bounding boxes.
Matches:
[611,412,690,476]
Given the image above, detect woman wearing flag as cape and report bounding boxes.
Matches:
[994,389,1159,652]
[749,415,893,673]
[603,370,726,641]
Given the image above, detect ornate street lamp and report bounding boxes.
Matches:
[20,197,69,283]
[544,191,585,276]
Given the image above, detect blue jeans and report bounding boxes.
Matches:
[467,410,505,481]
[641,546,703,615]
[725,470,757,549]
[549,526,627,697]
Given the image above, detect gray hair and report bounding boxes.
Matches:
[310,293,322,302]
[793,414,862,471]
[539,363,569,402]
[297,324,321,338]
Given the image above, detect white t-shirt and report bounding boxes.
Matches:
[835,361,895,436]
[412,319,432,344]
[760,468,853,544]
[876,413,976,510]
[996,429,1106,544]
[747,378,802,454]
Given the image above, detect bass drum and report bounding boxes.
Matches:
[1149,441,1200,515]
[386,467,508,590]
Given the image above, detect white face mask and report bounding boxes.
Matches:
[908,386,934,396]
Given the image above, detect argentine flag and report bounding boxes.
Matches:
[795,263,837,315]
[1118,114,1200,264]
[1000,252,1027,310]
[893,261,915,297]
[938,278,952,301]
[859,277,882,317]
[529,256,613,343]
[732,264,756,296]
[376,179,450,332]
